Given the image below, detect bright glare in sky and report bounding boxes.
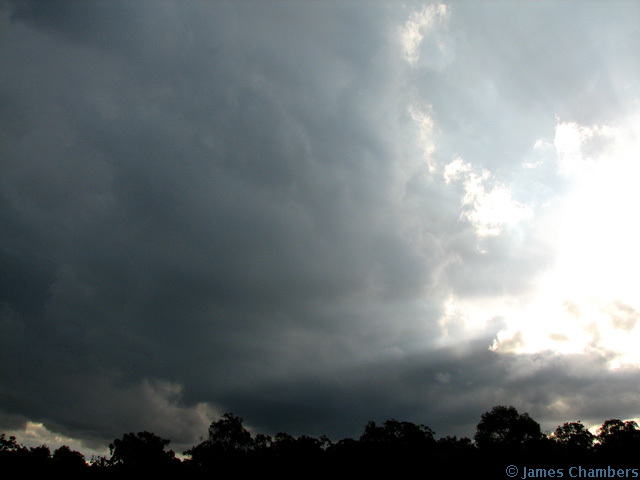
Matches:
[485,113,640,367]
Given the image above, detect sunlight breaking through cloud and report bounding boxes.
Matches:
[488,113,640,367]
[399,3,450,67]
[443,158,533,237]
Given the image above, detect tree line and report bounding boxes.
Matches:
[2,405,640,476]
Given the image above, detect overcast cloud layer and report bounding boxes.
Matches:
[2,1,640,456]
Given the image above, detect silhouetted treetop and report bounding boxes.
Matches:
[208,413,254,452]
[109,431,177,470]
[552,421,595,451]
[360,419,435,446]
[52,445,87,470]
[474,405,542,450]
[597,419,640,451]
[4,406,640,475]
[0,433,25,454]
[184,412,254,468]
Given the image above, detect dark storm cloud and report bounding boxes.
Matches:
[0,0,448,447]
[2,0,640,454]
[224,338,640,441]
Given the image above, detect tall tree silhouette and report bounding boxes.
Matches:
[184,412,254,469]
[552,421,595,452]
[474,405,542,451]
[597,419,640,453]
[109,431,178,471]
[52,445,87,471]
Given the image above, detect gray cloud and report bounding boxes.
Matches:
[1,0,640,455]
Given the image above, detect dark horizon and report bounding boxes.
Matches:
[4,405,640,476]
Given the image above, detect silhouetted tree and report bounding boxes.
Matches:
[327,436,358,456]
[0,435,53,472]
[270,431,295,460]
[29,444,51,470]
[52,445,87,471]
[9,405,640,474]
[207,413,254,453]
[597,419,640,454]
[0,434,28,469]
[109,431,178,471]
[474,405,543,451]
[184,413,254,470]
[356,418,437,474]
[89,454,110,471]
[437,435,476,454]
[269,432,325,472]
[254,433,273,450]
[360,419,435,447]
[0,433,25,454]
[552,421,595,452]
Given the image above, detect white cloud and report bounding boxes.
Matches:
[407,103,437,174]
[488,111,640,366]
[463,174,532,237]
[553,120,618,176]
[443,157,470,184]
[399,3,449,67]
[443,158,533,237]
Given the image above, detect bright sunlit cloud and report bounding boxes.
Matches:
[486,112,640,366]
[399,3,449,67]
[442,157,533,237]
[4,422,108,460]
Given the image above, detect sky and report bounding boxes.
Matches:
[1,0,640,458]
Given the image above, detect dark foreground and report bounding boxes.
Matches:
[3,406,640,477]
